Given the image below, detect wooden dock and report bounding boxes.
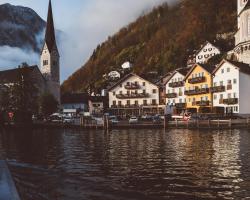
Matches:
[0,160,20,200]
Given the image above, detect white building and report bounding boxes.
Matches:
[212,59,250,114]
[195,41,221,64]
[234,0,250,64]
[165,68,190,112]
[108,73,163,116]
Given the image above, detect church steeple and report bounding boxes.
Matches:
[44,0,57,53]
[40,0,60,102]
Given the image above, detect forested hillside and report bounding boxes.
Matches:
[61,0,236,94]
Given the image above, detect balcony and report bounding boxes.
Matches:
[166,93,177,99]
[169,81,184,88]
[210,86,225,93]
[195,101,210,106]
[188,76,206,84]
[175,103,186,109]
[184,88,209,96]
[223,98,238,105]
[125,83,140,90]
[116,93,150,99]
[227,84,232,90]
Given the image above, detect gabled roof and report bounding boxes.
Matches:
[0,65,43,84]
[165,67,191,85]
[195,41,220,56]
[213,59,250,75]
[239,1,250,16]
[44,0,57,53]
[184,63,216,81]
[108,73,158,91]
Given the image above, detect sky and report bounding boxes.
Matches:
[0,0,176,82]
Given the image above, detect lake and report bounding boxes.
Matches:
[0,128,250,200]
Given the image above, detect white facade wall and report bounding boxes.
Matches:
[239,71,250,114]
[165,72,185,105]
[109,75,159,107]
[212,61,250,114]
[195,43,221,64]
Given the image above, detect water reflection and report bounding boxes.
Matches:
[0,128,250,200]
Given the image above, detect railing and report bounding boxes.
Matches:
[169,81,184,88]
[188,76,206,84]
[184,88,209,96]
[116,93,150,99]
[195,101,210,106]
[175,103,186,109]
[125,83,140,90]
[223,98,238,105]
[210,86,225,93]
[166,93,177,98]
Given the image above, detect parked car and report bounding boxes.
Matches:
[141,114,152,121]
[63,116,74,124]
[49,115,63,123]
[129,116,139,124]
[152,115,161,124]
[109,116,119,124]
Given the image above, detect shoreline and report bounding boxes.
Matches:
[2,119,250,130]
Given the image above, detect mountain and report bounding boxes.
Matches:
[61,0,236,94]
[0,3,46,52]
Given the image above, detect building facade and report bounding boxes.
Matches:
[195,41,221,64]
[165,68,190,113]
[234,0,250,64]
[212,59,250,114]
[184,64,215,113]
[108,73,163,117]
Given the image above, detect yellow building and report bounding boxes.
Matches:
[184,63,215,113]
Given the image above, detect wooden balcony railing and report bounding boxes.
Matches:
[188,76,206,84]
[125,83,140,90]
[166,93,177,98]
[175,103,186,109]
[223,98,238,105]
[210,86,225,93]
[184,88,209,96]
[116,93,150,99]
[195,101,210,106]
[169,81,184,88]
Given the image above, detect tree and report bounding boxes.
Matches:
[9,66,39,123]
[39,93,59,118]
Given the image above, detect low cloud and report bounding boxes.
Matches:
[0,45,39,69]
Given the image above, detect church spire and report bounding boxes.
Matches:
[44,0,57,53]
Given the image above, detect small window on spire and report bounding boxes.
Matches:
[43,60,48,66]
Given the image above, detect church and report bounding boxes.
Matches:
[0,0,60,102]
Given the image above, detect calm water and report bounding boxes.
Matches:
[0,128,250,200]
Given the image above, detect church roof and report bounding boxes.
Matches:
[44,0,57,53]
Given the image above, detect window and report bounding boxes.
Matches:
[214,94,217,100]
[233,79,237,84]
[127,100,130,105]
[143,100,147,105]
[119,91,122,94]
[135,100,138,105]
[43,60,48,66]
[113,101,116,105]
[113,92,116,96]
[143,90,146,94]
[220,94,223,100]
[143,82,146,86]
[220,81,223,86]
[118,101,122,106]
[227,68,230,73]
[201,72,205,77]
[152,89,157,94]
[221,69,224,74]
[233,93,237,98]
[228,80,232,85]
[152,99,157,105]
